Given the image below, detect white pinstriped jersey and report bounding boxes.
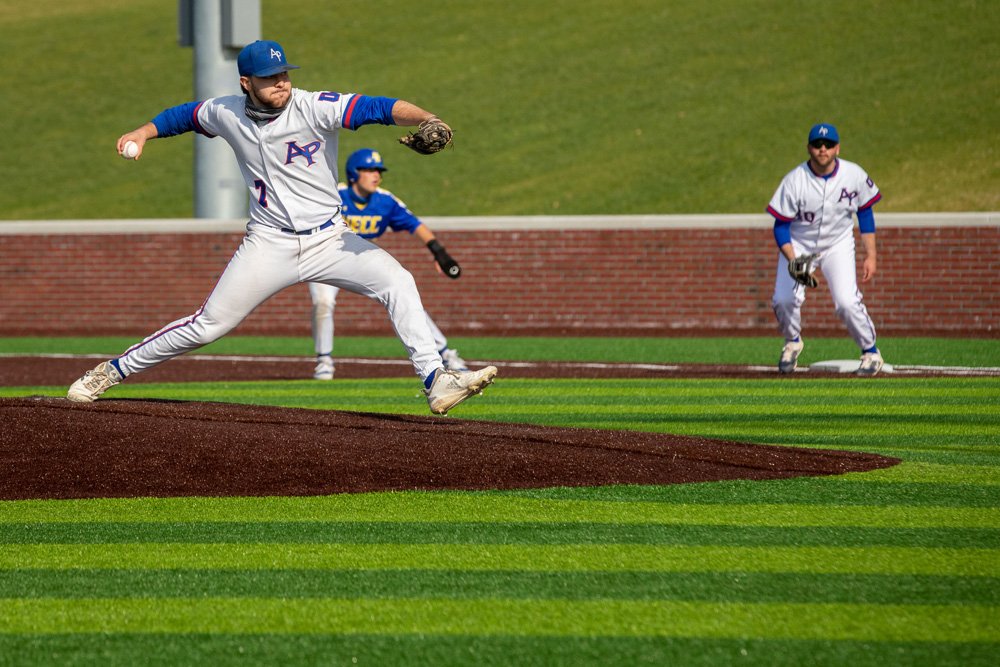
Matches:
[766,159,881,253]
[193,88,357,232]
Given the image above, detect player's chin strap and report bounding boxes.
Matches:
[244,96,287,122]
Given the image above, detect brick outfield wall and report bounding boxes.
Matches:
[0,227,997,338]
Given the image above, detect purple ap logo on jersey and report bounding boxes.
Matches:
[838,189,859,205]
[285,141,321,166]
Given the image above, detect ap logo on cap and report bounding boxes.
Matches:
[808,123,840,144]
[237,40,301,78]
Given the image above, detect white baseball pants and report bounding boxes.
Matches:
[309,282,449,356]
[117,223,444,383]
[771,238,877,351]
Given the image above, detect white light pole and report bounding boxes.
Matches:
[179,0,261,219]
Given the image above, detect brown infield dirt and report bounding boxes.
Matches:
[0,356,900,501]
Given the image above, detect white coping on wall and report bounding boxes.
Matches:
[0,212,997,235]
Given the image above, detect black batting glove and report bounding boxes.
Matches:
[427,239,461,279]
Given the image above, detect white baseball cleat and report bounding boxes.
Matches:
[424,366,498,415]
[855,351,884,377]
[778,339,805,374]
[67,361,122,402]
[313,355,334,380]
[440,347,470,372]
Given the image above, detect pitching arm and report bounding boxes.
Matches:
[116,122,158,160]
[391,100,437,127]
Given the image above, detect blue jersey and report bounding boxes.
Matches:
[338,184,422,238]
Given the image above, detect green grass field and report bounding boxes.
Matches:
[2,0,998,662]
[2,335,999,367]
[1,336,998,665]
[2,0,997,219]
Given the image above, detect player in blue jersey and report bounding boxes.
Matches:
[309,148,468,379]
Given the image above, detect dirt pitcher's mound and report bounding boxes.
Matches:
[1,397,898,501]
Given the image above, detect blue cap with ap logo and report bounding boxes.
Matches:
[237,40,301,77]
[808,123,839,144]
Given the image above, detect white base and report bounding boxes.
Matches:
[809,359,894,373]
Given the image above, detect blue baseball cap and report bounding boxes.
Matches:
[808,123,839,144]
[237,40,300,77]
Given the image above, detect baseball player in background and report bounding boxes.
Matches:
[309,148,468,380]
[67,40,497,415]
[766,123,885,376]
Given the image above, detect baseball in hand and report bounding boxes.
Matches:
[121,141,139,159]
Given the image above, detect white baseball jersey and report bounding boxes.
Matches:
[766,159,881,253]
[193,89,356,231]
[767,157,881,352]
[116,89,447,386]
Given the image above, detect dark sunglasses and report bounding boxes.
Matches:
[809,139,838,149]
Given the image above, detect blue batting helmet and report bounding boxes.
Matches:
[345,149,387,184]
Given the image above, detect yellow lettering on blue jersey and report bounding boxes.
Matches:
[345,215,383,235]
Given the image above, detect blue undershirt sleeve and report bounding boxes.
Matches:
[346,95,398,129]
[773,218,792,247]
[857,206,876,234]
[151,102,203,138]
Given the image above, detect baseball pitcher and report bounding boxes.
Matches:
[68,40,495,415]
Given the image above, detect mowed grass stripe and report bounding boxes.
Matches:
[0,634,995,667]
[4,522,998,549]
[4,544,998,576]
[4,495,998,527]
[406,403,1000,416]
[0,598,996,641]
[208,377,1000,400]
[518,417,1000,439]
[3,570,997,606]
[751,436,1000,454]
[839,462,1000,485]
[11,377,997,404]
[768,445,1000,469]
[42,376,993,397]
[500,481,1000,508]
[13,375,996,405]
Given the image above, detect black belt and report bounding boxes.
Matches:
[280,220,335,236]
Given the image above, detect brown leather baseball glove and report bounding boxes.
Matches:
[788,253,820,288]
[399,117,453,155]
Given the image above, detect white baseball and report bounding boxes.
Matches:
[122,141,139,159]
